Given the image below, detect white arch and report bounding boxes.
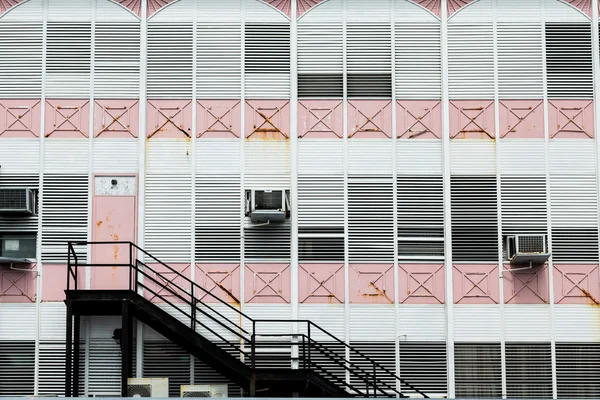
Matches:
[449,0,590,23]
[103,0,141,21]
[0,0,42,22]
[150,0,289,23]
[299,0,440,23]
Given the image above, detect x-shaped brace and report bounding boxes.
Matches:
[401,104,439,138]
[247,101,290,138]
[249,265,290,302]
[404,264,444,303]
[46,101,89,138]
[1,101,40,137]
[351,264,393,303]
[148,101,191,138]
[454,103,493,138]
[198,101,240,137]
[559,265,599,303]
[300,264,344,303]
[1,272,34,302]
[501,101,542,138]
[300,102,342,138]
[200,266,240,303]
[554,102,593,138]
[506,266,547,303]
[149,264,190,301]
[96,102,138,138]
[349,101,391,138]
[461,270,497,303]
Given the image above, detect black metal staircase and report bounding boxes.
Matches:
[65,241,428,398]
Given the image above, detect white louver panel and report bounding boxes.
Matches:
[297,24,343,98]
[298,176,344,261]
[193,358,241,397]
[448,0,493,99]
[147,23,193,99]
[397,141,443,175]
[39,342,66,396]
[397,176,444,261]
[245,23,290,99]
[0,342,35,396]
[348,177,394,262]
[41,175,88,263]
[244,221,291,261]
[556,343,600,398]
[196,24,241,99]
[88,339,121,395]
[197,0,241,22]
[455,343,502,398]
[497,24,544,99]
[145,175,191,263]
[94,23,140,98]
[298,140,343,175]
[347,23,392,98]
[451,176,499,262]
[195,175,240,262]
[395,23,441,99]
[0,22,42,98]
[0,175,38,233]
[46,23,91,98]
[545,23,593,99]
[349,342,396,390]
[501,177,548,236]
[144,341,190,398]
[399,342,448,396]
[505,343,553,398]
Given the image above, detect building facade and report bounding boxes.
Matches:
[0,0,600,397]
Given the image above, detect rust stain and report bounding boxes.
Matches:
[96,220,103,228]
[214,282,240,305]
[581,288,600,305]
[362,282,393,303]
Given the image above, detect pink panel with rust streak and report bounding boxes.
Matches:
[453,264,499,304]
[448,0,476,16]
[499,100,544,139]
[195,264,241,304]
[348,100,393,139]
[0,99,41,138]
[245,263,291,303]
[147,0,177,17]
[147,100,192,138]
[449,100,495,139]
[349,264,394,304]
[45,99,90,138]
[42,264,84,301]
[144,263,192,303]
[503,264,549,304]
[553,264,600,305]
[197,100,241,138]
[245,100,290,139]
[94,100,139,138]
[298,100,343,139]
[298,263,344,304]
[0,263,36,303]
[548,100,594,139]
[397,100,441,139]
[398,264,444,304]
[298,0,325,17]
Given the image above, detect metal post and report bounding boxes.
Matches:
[191,284,196,330]
[65,301,73,397]
[129,243,133,291]
[121,301,133,397]
[372,364,376,398]
[73,314,81,397]
[251,320,256,370]
[67,244,71,291]
[307,323,311,368]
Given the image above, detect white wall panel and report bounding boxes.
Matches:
[398,305,446,341]
[347,0,390,22]
[47,0,91,21]
[196,139,240,175]
[550,139,597,175]
[93,139,138,173]
[0,303,36,340]
[450,140,496,175]
[454,305,501,342]
[40,302,66,341]
[148,0,193,22]
[544,0,590,23]
[554,305,600,342]
[298,0,342,23]
[298,139,343,175]
[44,140,89,173]
[0,139,40,173]
[96,0,139,22]
[245,0,289,22]
[499,139,546,175]
[349,305,395,341]
[298,304,346,341]
[197,0,241,22]
[504,305,552,342]
[146,139,192,174]
[397,140,443,175]
[244,304,292,339]
[348,139,393,176]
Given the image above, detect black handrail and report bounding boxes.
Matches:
[67,241,428,398]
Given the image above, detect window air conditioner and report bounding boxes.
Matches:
[127,378,169,398]
[245,189,290,224]
[180,384,228,398]
[505,234,551,266]
[0,188,35,215]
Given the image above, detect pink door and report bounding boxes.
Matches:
[91,176,137,290]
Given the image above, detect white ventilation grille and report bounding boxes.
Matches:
[0,22,42,98]
[348,177,394,262]
[399,341,448,396]
[41,175,88,263]
[505,343,553,398]
[556,343,600,398]
[38,342,67,396]
[147,23,193,99]
[0,341,35,396]
[455,343,502,398]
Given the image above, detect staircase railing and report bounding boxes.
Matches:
[67,241,428,398]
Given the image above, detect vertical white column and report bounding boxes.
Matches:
[290,0,299,329]
[190,0,198,383]
[239,0,246,336]
[440,0,455,397]
[33,0,49,394]
[342,0,350,385]
[135,0,148,379]
[86,0,96,291]
[491,1,507,398]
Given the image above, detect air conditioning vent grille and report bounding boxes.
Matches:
[0,189,27,210]
[127,384,151,397]
[182,391,211,397]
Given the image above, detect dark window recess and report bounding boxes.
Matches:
[455,343,502,398]
[0,341,35,396]
[0,233,36,259]
[244,24,290,74]
[298,74,343,98]
[399,342,448,396]
[450,176,499,262]
[557,343,600,398]
[545,23,593,98]
[348,342,396,390]
[506,343,553,399]
[195,228,241,262]
[347,74,392,98]
[552,227,599,263]
[46,23,91,73]
[244,222,291,260]
[299,227,344,262]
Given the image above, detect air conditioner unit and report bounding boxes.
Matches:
[407,393,447,399]
[505,234,551,266]
[0,188,35,215]
[127,378,169,398]
[245,189,290,224]
[180,384,228,398]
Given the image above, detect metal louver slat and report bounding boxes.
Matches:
[193,357,242,397]
[450,176,499,262]
[41,175,88,263]
[556,343,600,398]
[196,24,241,99]
[147,23,193,99]
[348,342,395,392]
[244,221,291,261]
[0,22,42,98]
[501,176,548,235]
[399,342,447,396]
[94,23,140,98]
[0,175,38,233]
[195,175,241,262]
[144,341,190,397]
[0,341,35,396]
[88,338,121,395]
[397,176,444,261]
[348,177,394,262]
[506,343,552,398]
[545,23,593,99]
[455,343,502,398]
